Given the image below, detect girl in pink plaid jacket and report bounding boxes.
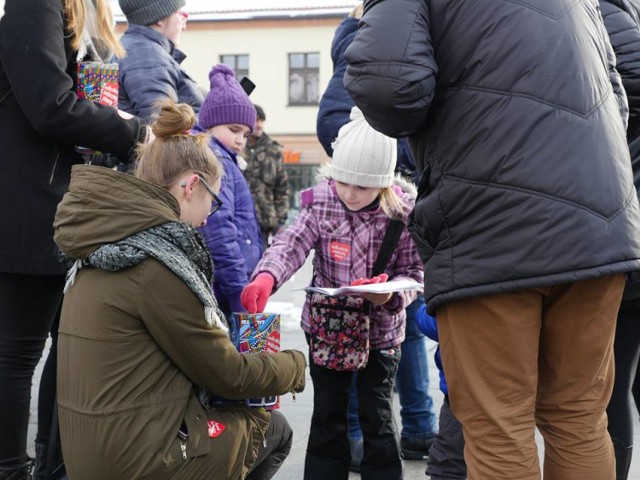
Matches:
[241,107,423,480]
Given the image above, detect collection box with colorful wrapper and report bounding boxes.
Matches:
[231,312,281,410]
[75,62,119,154]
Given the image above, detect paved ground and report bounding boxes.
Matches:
[28,254,640,478]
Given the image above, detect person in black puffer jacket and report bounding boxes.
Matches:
[601,1,640,479]
[345,1,640,479]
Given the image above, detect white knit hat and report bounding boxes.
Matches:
[330,106,397,188]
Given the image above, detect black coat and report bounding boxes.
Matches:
[345,0,640,313]
[0,0,144,275]
[601,0,640,299]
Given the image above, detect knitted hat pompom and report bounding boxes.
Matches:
[199,64,256,132]
[209,64,235,86]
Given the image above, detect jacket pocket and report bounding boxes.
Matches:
[408,188,442,263]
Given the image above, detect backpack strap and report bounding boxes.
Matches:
[372,219,405,276]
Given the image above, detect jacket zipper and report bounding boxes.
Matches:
[49,149,61,185]
[179,439,187,460]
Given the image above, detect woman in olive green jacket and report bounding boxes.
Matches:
[53,101,306,480]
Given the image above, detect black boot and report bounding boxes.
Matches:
[0,459,33,480]
[33,442,64,480]
[612,437,633,480]
[33,442,47,480]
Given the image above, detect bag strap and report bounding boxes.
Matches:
[372,219,405,276]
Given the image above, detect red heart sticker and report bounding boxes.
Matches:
[99,82,119,108]
[207,420,226,438]
[329,242,350,262]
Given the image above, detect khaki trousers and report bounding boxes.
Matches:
[437,274,625,480]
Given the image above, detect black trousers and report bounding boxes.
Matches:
[425,397,467,480]
[0,273,64,467]
[247,410,294,480]
[303,345,402,480]
[607,304,640,446]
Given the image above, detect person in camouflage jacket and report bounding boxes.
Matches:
[243,105,290,247]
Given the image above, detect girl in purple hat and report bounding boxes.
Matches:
[196,64,264,317]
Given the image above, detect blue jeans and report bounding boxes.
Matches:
[348,296,437,441]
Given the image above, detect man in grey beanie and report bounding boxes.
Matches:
[116,0,205,120]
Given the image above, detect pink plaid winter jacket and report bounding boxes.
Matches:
[252,178,423,349]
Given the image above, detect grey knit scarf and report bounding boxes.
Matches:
[64,222,227,331]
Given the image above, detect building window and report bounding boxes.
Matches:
[288,52,319,106]
[220,54,249,80]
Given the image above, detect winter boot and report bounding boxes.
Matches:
[612,437,632,480]
[0,459,33,480]
[33,441,64,480]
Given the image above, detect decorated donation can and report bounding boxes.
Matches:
[231,313,281,410]
[75,62,119,154]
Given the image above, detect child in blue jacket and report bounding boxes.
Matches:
[196,64,263,315]
[416,304,467,480]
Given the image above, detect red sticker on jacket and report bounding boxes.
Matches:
[329,242,351,262]
[207,420,226,438]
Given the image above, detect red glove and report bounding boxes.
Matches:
[350,273,389,286]
[241,273,275,313]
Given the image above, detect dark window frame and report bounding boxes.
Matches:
[288,52,320,106]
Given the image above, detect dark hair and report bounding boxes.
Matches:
[254,104,266,121]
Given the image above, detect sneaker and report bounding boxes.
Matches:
[349,437,363,473]
[401,436,435,460]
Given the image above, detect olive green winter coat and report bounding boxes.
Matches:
[53,165,306,480]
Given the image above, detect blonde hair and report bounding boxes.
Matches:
[65,0,125,58]
[318,163,410,220]
[348,2,364,19]
[380,186,411,220]
[134,100,223,189]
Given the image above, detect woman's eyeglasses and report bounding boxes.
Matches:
[198,176,223,216]
[181,175,223,216]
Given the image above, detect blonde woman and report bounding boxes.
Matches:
[54,100,305,480]
[0,0,150,478]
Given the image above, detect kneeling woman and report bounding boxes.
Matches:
[53,100,306,480]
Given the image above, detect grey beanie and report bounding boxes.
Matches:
[119,0,186,26]
[330,107,397,188]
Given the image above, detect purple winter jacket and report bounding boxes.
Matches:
[253,179,423,349]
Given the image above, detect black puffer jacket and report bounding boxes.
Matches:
[602,0,640,139]
[0,0,145,275]
[345,0,640,313]
[601,0,640,299]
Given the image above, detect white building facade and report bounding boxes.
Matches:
[112,0,360,165]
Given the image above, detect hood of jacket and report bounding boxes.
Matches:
[54,165,181,260]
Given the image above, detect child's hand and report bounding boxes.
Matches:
[240,273,275,313]
[350,273,389,286]
[362,292,393,305]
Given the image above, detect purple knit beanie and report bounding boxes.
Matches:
[199,64,257,132]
